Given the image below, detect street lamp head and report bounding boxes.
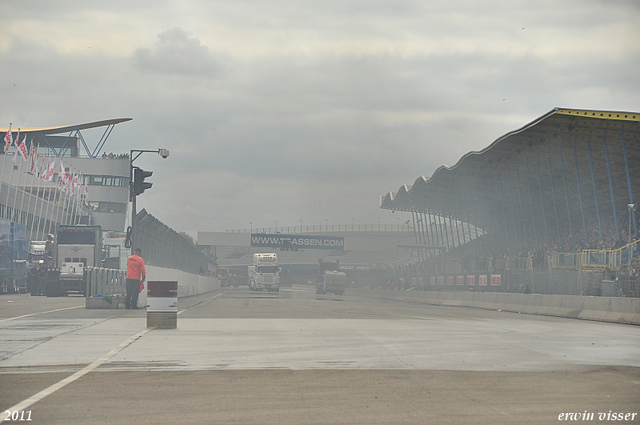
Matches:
[629,203,637,212]
[159,149,170,159]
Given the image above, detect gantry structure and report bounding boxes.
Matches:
[380,108,640,260]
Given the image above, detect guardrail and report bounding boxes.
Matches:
[580,240,639,270]
[86,267,127,297]
[351,288,640,326]
[549,252,581,270]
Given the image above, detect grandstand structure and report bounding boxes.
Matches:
[381,107,639,296]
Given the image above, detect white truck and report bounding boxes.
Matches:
[44,225,103,296]
[248,253,280,292]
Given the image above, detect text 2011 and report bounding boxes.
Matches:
[3,411,32,421]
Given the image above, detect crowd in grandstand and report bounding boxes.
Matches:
[101,152,129,159]
[385,210,639,297]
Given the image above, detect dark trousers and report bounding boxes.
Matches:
[126,278,141,309]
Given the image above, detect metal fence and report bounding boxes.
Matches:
[133,209,213,275]
[86,267,127,296]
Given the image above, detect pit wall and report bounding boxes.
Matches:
[351,288,640,326]
[138,265,219,307]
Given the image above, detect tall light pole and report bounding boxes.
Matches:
[629,204,636,294]
[129,148,169,253]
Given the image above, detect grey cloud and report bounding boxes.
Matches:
[131,28,223,77]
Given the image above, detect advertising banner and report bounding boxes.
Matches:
[479,275,488,286]
[456,275,465,285]
[251,233,344,250]
[491,274,502,286]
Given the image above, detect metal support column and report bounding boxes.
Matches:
[603,135,621,243]
[484,184,497,251]
[504,176,520,251]
[573,146,588,244]
[548,157,562,247]
[493,179,510,253]
[536,161,551,247]
[588,140,603,242]
[525,164,539,249]
[560,149,575,248]
[516,169,529,248]
[620,129,637,238]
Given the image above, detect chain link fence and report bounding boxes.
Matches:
[133,209,213,275]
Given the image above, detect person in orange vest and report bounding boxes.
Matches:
[126,248,146,309]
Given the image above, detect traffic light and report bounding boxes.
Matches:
[133,167,153,196]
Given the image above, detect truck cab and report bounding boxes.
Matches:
[249,253,280,292]
[316,259,346,295]
[45,225,102,296]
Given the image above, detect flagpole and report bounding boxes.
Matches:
[42,158,56,237]
[33,150,47,240]
[73,173,82,225]
[35,154,48,239]
[62,166,72,226]
[43,156,56,236]
[18,139,31,225]
[53,160,65,233]
[10,130,24,223]
[23,142,38,237]
[4,129,22,222]
[28,147,42,239]
[0,123,13,218]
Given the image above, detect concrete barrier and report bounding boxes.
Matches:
[579,296,611,322]
[350,288,640,326]
[138,266,219,308]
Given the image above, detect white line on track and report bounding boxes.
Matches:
[5,327,153,412]
[177,290,227,315]
[4,290,228,410]
[0,305,84,323]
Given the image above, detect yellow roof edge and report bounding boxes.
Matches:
[0,118,133,135]
[555,108,640,122]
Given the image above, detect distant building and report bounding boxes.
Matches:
[0,118,132,239]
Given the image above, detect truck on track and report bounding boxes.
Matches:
[44,225,104,297]
[218,267,239,287]
[248,253,280,292]
[315,259,346,295]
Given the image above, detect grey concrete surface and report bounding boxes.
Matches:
[1,287,639,424]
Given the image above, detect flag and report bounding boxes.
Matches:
[3,124,12,152]
[71,174,79,193]
[29,144,37,173]
[58,160,66,181]
[61,168,71,193]
[16,137,28,161]
[47,160,55,181]
[12,130,20,163]
[40,158,48,180]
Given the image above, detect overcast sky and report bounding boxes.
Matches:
[1,0,639,236]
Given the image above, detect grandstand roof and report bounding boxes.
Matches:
[1,118,133,158]
[380,107,640,250]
